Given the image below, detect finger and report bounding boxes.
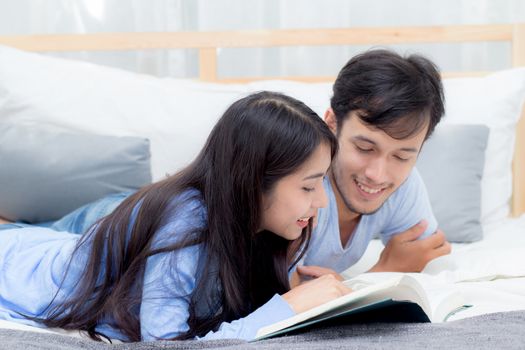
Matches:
[435,240,452,257]
[329,272,345,281]
[394,220,428,242]
[296,265,325,278]
[421,229,447,249]
[322,276,352,296]
[298,265,344,281]
[335,282,353,296]
[426,240,452,262]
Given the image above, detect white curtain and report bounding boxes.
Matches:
[0,0,524,78]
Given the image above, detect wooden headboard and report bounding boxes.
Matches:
[1,24,524,216]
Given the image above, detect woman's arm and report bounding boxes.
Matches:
[140,244,296,341]
[141,247,351,341]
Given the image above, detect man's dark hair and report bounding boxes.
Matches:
[330,49,445,140]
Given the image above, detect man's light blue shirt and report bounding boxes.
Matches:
[304,168,438,273]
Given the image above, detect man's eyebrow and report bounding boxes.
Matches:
[302,173,325,181]
[352,135,376,145]
[399,147,419,153]
[352,135,419,153]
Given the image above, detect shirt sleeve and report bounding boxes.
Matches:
[140,246,197,340]
[199,294,295,341]
[380,168,438,244]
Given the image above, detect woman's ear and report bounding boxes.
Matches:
[324,108,338,134]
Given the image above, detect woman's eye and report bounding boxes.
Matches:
[302,187,315,193]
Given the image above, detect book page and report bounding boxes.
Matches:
[255,275,400,339]
[344,273,465,322]
[256,273,465,340]
[401,273,466,322]
[344,273,431,317]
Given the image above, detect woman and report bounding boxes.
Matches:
[0,91,351,342]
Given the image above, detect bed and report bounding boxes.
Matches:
[0,24,524,349]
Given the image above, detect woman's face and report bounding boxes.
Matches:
[260,142,332,240]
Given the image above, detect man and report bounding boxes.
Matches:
[296,49,451,281]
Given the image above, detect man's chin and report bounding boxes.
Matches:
[344,197,386,216]
[363,208,384,215]
[350,205,383,216]
[332,176,393,216]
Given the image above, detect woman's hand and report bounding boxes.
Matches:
[296,265,344,281]
[0,217,11,224]
[289,265,344,288]
[282,274,352,314]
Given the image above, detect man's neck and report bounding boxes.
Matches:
[329,175,362,248]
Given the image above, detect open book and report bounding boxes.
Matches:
[255,272,468,341]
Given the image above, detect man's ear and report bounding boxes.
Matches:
[324,108,338,134]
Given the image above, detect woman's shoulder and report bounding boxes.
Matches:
[167,188,206,221]
[153,188,207,247]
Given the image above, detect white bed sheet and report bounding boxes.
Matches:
[343,215,525,320]
[0,319,85,338]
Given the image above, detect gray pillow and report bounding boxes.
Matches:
[416,124,489,243]
[0,122,152,223]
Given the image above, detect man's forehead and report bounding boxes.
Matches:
[342,110,429,142]
[341,113,428,151]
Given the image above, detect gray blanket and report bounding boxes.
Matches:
[0,311,523,350]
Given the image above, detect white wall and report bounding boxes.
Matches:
[0,0,524,77]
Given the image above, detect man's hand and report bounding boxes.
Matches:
[0,217,11,225]
[369,220,451,273]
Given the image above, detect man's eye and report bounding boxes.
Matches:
[356,145,373,153]
[394,155,409,162]
[302,187,315,193]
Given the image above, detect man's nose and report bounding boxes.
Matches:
[364,157,387,184]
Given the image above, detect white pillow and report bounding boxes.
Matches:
[0,45,524,223]
[441,69,525,223]
[0,45,247,180]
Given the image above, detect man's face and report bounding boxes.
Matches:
[326,109,428,215]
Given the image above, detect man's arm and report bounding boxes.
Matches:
[292,223,451,279]
[372,168,450,272]
[369,220,451,272]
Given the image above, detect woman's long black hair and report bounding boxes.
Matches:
[40,91,338,341]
